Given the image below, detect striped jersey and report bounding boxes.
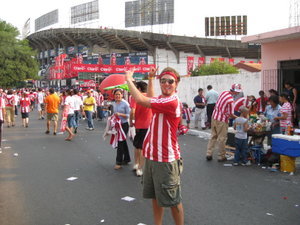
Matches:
[279,102,293,128]
[0,97,5,120]
[234,97,250,112]
[212,91,234,123]
[96,93,104,106]
[182,107,192,121]
[20,97,31,113]
[5,95,15,107]
[143,94,181,163]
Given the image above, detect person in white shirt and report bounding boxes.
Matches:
[205,85,219,128]
[72,89,83,134]
[64,89,76,141]
[37,88,45,120]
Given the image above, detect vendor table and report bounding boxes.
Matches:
[272,134,300,157]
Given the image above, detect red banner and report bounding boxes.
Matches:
[71,64,156,73]
[187,56,194,75]
[198,57,205,67]
[229,58,235,65]
[79,79,96,87]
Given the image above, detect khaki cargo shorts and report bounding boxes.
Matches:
[47,113,58,121]
[143,158,183,207]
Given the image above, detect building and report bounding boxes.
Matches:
[242,26,300,92]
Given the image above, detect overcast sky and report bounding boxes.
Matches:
[0,0,291,37]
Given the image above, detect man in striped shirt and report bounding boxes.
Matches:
[206,84,242,162]
[126,67,184,225]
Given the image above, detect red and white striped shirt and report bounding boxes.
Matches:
[96,93,104,106]
[182,107,192,121]
[143,94,181,163]
[279,102,293,128]
[234,97,250,112]
[212,91,234,123]
[20,97,31,113]
[5,95,15,107]
[0,96,5,120]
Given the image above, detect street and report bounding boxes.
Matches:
[0,111,299,225]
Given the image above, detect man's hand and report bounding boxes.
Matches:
[125,68,135,82]
[149,67,158,79]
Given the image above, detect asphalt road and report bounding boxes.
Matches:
[0,111,300,225]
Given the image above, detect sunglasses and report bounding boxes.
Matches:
[160,78,175,85]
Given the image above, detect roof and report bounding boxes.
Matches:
[27,28,260,59]
[234,62,261,72]
[242,26,300,44]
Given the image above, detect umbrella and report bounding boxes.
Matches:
[99,74,127,99]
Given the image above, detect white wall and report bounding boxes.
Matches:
[151,72,261,107]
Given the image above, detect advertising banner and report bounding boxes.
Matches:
[187,56,194,75]
[229,58,235,65]
[198,57,205,67]
[71,64,155,74]
[79,79,96,87]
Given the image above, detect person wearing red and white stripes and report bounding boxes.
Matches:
[5,89,15,127]
[19,92,31,128]
[126,67,184,225]
[206,84,241,162]
[0,92,6,151]
[96,90,104,121]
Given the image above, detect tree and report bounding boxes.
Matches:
[191,60,239,76]
[0,20,39,88]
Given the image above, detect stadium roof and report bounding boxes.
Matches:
[27,28,260,60]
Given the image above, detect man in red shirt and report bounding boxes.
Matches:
[126,67,184,225]
[130,81,153,177]
[206,84,241,162]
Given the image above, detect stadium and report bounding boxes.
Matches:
[23,0,261,87]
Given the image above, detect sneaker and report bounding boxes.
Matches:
[242,161,251,166]
[85,127,90,130]
[53,132,57,135]
[89,128,94,131]
[136,169,143,177]
[114,165,122,170]
[74,127,78,134]
[233,163,239,166]
[45,130,50,134]
[133,164,139,171]
[206,155,213,161]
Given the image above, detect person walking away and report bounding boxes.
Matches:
[28,91,35,111]
[83,90,96,130]
[233,106,251,166]
[182,103,192,129]
[72,89,83,134]
[96,90,104,121]
[274,93,293,134]
[4,89,15,127]
[64,90,76,141]
[205,85,218,129]
[130,81,152,176]
[255,90,268,114]
[283,81,298,124]
[0,93,6,151]
[112,89,131,170]
[37,88,45,119]
[126,67,184,225]
[206,84,241,162]
[13,91,19,117]
[19,92,31,127]
[194,88,206,129]
[44,88,60,135]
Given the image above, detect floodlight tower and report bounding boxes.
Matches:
[289,0,300,27]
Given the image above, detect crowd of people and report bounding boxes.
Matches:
[0,71,298,225]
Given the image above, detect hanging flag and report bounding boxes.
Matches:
[187,56,194,75]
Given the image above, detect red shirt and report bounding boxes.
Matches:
[130,93,152,129]
[256,97,268,112]
[0,97,5,120]
[5,95,15,107]
[96,93,104,106]
[182,107,192,121]
[212,91,234,123]
[234,97,250,112]
[20,97,31,113]
[143,94,181,162]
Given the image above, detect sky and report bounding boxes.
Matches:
[0,0,292,38]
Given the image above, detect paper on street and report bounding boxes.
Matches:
[66,177,78,181]
[266,213,274,216]
[223,164,233,167]
[13,153,19,157]
[121,196,136,202]
[4,146,11,149]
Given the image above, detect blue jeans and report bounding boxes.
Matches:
[84,110,94,128]
[67,114,76,128]
[234,138,248,164]
[74,110,80,128]
[97,106,103,120]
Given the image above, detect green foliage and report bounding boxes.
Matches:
[191,60,239,76]
[0,20,39,88]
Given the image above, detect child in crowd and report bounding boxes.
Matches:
[233,106,251,166]
[182,103,192,129]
